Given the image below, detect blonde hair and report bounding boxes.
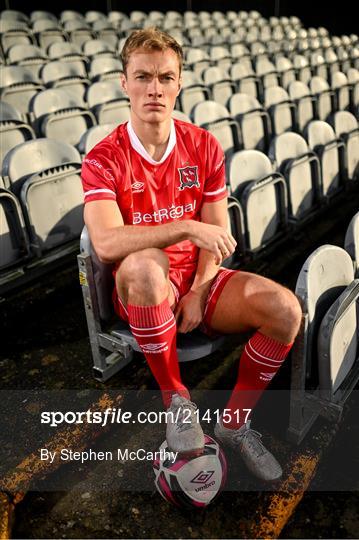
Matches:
[120,27,183,75]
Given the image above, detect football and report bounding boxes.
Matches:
[153,434,227,508]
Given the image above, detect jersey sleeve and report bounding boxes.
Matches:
[81,145,118,204]
[202,132,228,203]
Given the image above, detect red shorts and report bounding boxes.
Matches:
[113,266,237,336]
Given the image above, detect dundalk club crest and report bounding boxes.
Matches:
[178,165,200,191]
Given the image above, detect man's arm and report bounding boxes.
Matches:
[84,199,235,264]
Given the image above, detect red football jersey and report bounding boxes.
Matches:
[81,119,227,274]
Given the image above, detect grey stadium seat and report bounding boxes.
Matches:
[230,62,261,101]
[2,139,84,255]
[264,86,296,136]
[7,44,48,79]
[192,100,240,159]
[78,226,229,382]
[88,57,123,82]
[0,101,35,169]
[288,81,316,132]
[78,123,118,154]
[228,93,270,152]
[228,149,288,254]
[202,66,236,107]
[344,212,359,277]
[306,120,346,196]
[288,245,359,444]
[177,71,210,117]
[30,88,96,147]
[269,131,321,221]
[331,71,352,112]
[86,81,130,124]
[40,60,90,105]
[330,111,359,181]
[310,76,335,121]
[0,65,44,116]
[171,110,192,123]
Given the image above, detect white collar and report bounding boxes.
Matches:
[127,119,176,165]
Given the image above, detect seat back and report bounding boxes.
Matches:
[2,137,81,195]
[317,279,359,398]
[228,150,287,251]
[78,123,118,154]
[307,120,344,195]
[228,93,268,151]
[270,132,319,218]
[332,111,359,180]
[288,81,315,132]
[265,86,295,135]
[295,245,354,376]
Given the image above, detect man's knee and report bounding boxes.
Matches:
[116,248,169,301]
[270,287,302,341]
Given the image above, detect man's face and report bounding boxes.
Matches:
[121,48,182,124]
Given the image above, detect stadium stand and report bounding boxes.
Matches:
[85,80,130,124]
[0,101,35,168]
[330,110,359,181]
[228,93,271,152]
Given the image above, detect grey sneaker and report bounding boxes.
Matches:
[214,419,283,481]
[166,394,205,457]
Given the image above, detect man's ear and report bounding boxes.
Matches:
[120,73,127,94]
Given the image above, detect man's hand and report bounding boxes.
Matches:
[174,290,206,333]
[187,221,237,265]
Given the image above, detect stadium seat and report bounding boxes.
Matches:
[275,56,297,89]
[330,111,359,181]
[230,62,261,101]
[177,71,210,117]
[78,226,229,382]
[228,93,270,152]
[202,66,235,106]
[264,86,296,135]
[0,101,35,169]
[7,44,48,78]
[288,245,359,443]
[191,100,241,159]
[331,71,352,111]
[63,19,96,47]
[347,68,359,113]
[0,187,30,272]
[186,48,211,78]
[344,212,359,276]
[78,123,118,154]
[255,57,280,90]
[309,76,335,121]
[32,19,67,50]
[228,149,288,254]
[40,60,90,104]
[288,81,316,132]
[30,88,96,147]
[306,120,346,196]
[2,138,83,255]
[86,81,130,124]
[293,54,312,85]
[0,19,35,55]
[269,132,321,221]
[0,65,44,117]
[82,39,116,59]
[88,57,123,82]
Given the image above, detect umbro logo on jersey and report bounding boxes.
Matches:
[141,342,168,354]
[132,181,145,193]
[178,166,200,190]
[259,372,275,382]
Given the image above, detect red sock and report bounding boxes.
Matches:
[224,331,293,429]
[127,299,189,408]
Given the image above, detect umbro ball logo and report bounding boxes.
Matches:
[190,471,215,484]
[141,342,168,354]
[178,166,200,190]
[132,181,145,193]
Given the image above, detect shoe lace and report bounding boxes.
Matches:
[233,427,267,458]
[173,400,198,433]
